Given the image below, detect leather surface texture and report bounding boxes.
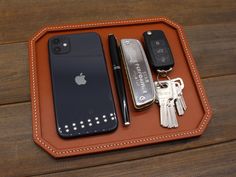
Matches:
[28,17,212,158]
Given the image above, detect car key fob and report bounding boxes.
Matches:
[143,30,174,71]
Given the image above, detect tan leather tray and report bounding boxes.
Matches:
[28,17,212,158]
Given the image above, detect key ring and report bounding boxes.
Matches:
[157,67,172,77]
[156,68,172,88]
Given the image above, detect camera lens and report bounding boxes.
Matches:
[62,42,68,47]
[53,38,60,44]
[54,47,61,53]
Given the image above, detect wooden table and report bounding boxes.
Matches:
[0,1,235,176]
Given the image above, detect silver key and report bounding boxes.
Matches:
[155,80,179,128]
[171,78,187,111]
[180,93,187,111]
[175,81,187,112]
[155,77,187,128]
[166,102,172,128]
[154,81,173,128]
[172,82,185,116]
[160,98,168,127]
[170,99,179,127]
[167,99,178,128]
[167,81,179,128]
[172,77,184,89]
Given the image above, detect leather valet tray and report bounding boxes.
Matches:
[28,17,212,158]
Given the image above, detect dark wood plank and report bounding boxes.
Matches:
[0,42,29,105]
[186,23,236,78]
[38,141,236,177]
[0,23,236,105]
[0,75,235,177]
[0,0,236,44]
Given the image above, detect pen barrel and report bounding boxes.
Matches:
[113,68,130,125]
[108,34,130,125]
[108,35,120,67]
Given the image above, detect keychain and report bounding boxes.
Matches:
[143,30,187,128]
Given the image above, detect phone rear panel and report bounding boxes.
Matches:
[48,32,118,138]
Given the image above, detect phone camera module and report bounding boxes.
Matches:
[53,38,60,44]
[51,37,70,54]
[54,46,61,53]
[62,42,68,47]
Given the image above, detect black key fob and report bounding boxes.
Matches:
[143,30,174,71]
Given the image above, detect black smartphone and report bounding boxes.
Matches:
[48,32,118,138]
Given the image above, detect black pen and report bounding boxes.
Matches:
[108,34,130,126]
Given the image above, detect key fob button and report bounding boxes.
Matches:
[143,30,174,71]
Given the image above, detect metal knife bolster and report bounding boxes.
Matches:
[120,39,155,109]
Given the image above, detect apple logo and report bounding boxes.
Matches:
[75,73,87,86]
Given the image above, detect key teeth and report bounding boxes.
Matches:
[180,96,187,111]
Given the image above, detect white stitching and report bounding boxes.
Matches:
[30,17,211,156]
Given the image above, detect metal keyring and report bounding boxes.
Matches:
[155,68,173,88]
[157,67,173,77]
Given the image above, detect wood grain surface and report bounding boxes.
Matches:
[0,0,235,176]
[37,142,236,177]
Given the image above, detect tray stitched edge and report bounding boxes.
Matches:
[29,17,212,157]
